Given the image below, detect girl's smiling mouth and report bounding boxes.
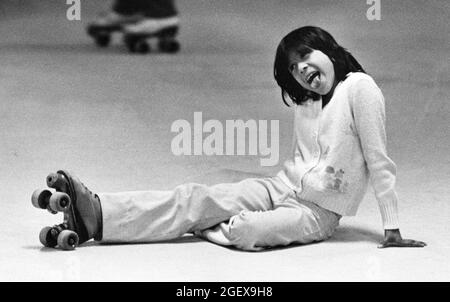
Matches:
[306,71,319,84]
[306,71,321,89]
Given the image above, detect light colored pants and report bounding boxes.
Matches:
[98,177,341,251]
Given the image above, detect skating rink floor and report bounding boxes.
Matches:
[0,0,449,282]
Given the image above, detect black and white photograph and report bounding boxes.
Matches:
[0,0,448,284]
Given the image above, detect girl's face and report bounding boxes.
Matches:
[288,48,336,96]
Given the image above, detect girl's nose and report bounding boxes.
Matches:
[297,62,307,74]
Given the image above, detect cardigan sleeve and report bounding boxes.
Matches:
[351,78,400,229]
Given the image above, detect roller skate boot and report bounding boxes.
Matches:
[123,16,180,54]
[31,170,102,250]
[87,11,144,47]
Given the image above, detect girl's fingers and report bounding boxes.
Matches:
[403,239,427,247]
[378,239,427,248]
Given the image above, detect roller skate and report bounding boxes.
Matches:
[31,170,102,250]
[123,16,180,54]
[86,11,144,48]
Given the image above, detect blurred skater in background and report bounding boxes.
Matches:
[87,0,180,53]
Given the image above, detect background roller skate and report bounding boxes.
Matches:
[123,17,181,54]
[86,12,144,48]
[31,170,102,251]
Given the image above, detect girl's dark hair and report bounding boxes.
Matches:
[274,26,365,106]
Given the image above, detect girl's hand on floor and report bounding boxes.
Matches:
[378,229,427,248]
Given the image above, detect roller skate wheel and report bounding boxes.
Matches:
[95,33,111,47]
[129,39,150,54]
[125,35,150,54]
[57,230,79,250]
[39,226,58,248]
[158,39,180,53]
[46,172,60,188]
[49,192,71,212]
[136,40,150,54]
[31,189,52,209]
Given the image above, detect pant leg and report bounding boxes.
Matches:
[201,189,341,251]
[113,0,143,15]
[98,177,284,243]
[114,0,178,18]
[139,0,178,18]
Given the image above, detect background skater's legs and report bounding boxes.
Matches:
[87,0,179,50]
[112,0,143,16]
[113,0,177,18]
[99,177,289,243]
[140,0,178,18]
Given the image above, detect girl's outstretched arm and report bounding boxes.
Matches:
[378,229,427,248]
[351,78,426,248]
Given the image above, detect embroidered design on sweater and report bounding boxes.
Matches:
[324,166,349,193]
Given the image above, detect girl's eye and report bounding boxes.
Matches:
[300,53,310,60]
[296,47,312,59]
